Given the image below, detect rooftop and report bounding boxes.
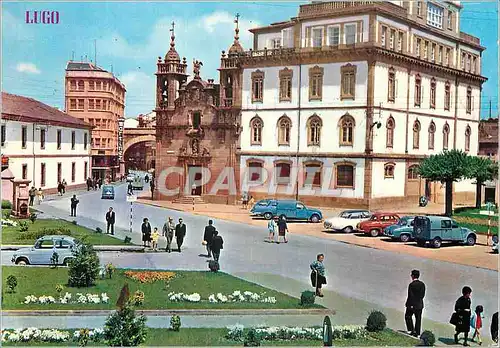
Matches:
[65,61,106,72]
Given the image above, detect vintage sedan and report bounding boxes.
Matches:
[357,212,400,237]
[323,210,371,233]
[11,235,77,265]
[383,216,415,242]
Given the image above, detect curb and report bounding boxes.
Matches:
[3,308,335,317]
[1,245,145,252]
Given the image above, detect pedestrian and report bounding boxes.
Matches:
[404,269,426,337]
[98,178,103,189]
[150,179,155,200]
[145,174,149,183]
[203,219,216,257]
[470,305,484,345]
[310,253,326,297]
[128,182,134,195]
[141,218,152,248]
[491,312,498,343]
[242,191,248,209]
[28,187,36,206]
[37,187,44,205]
[105,207,115,235]
[58,182,64,196]
[62,179,67,194]
[175,218,186,252]
[162,217,175,252]
[70,195,79,217]
[248,196,255,209]
[191,183,197,196]
[277,216,289,244]
[211,230,224,262]
[86,177,92,191]
[93,178,98,190]
[267,217,277,242]
[152,227,160,252]
[451,286,473,346]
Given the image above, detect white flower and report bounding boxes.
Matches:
[73,330,80,338]
[208,294,217,303]
[101,293,109,303]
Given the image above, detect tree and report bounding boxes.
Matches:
[467,156,498,208]
[68,242,100,287]
[418,150,470,217]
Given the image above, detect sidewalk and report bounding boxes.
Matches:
[1,244,144,252]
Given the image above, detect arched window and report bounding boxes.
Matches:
[384,163,395,179]
[428,121,436,150]
[386,116,395,148]
[430,78,436,109]
[465,125,471,152]
[444,81,451,110]
[407,165,419,180]
[466,86,472,114]
[277,116,292,146]
[307,115,322,146]
[443,123,450,150]
[339,114,355,146]
[250,116,263,145]
[413,120,421,149]
[335,162,355,188]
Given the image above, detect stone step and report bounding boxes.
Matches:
[172,196,206,204]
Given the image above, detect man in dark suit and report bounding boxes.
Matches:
[175,218,186,252]
[211,230,224,262]
[405,269,426,337]
[203,220,216,257]
[70,195,79,217]
[105,207,116,235]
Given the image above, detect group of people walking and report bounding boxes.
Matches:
[57,179,67,196]
[140,217,186,253]
[28,187,44,206]
[86,177,103,191]
[203,220,224,261]
[267,216,289,243]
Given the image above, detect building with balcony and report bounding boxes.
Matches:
[64,61,126,181]
[1,92,92,198]
[225,0,487,208]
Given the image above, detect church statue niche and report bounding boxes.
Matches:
[191,139,199,155]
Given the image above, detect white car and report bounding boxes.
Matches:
[126,173,136,183]
[323,210,371,233]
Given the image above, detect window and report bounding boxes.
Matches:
[388,67,396,102]
[22,164,28,179]
[461,52,466,70]
[428,121,436,150]
[103,100,107,110]
[427,3,444,29]
[430,78,436,109]
[304,163,322,186]
[84,132,88,150]
[103,81,108,91]
[278,116,291,146]
[248,161,263,182]
[88,99,94,110]
[444,81,451,110]
[279,68,293,102]
[70,99,77,110]
[413,120,421,149]
[77,80,84,91]
[275,162,291,184]
[251,70,264,103]
[70,80,77,90]
[339,114,355,146]
[309,66,323,101]
[41,163,46,187]
[384,163,395,179]
[414,75,422,107]
[327,26,340,45]
[443,123,450,150]
[96,99,101,110]
[416,1,422,16]
[84,161,88,179]
[1,125,5,146]
[431,43,436,62]
[415,38,421,57]
[465,126,471,152]
[398,32,403,52]
[466,54,471,72]
[281,28,293,48]
[312,27,323,47]
[389,29,395,50]
[96,81,102,90]
[441,220,452,229]
[381,26,387,46]
[192,112,201,128]
[57,129,62,149]
[71,131,76,150]
[446,48,450,66]
[466,86,472,114]
[344,23,356,45]
[250,117,263,145]
[386,117,395,148]
[77,99,84,110]
[341,64,356,100]
[71,162,75,182]
[57,162,62,184]
[89,81,95,90]
[21,126,27,148]
[307,115,322,146]
[447,10,453,29]
[472,57,477,74]
[40,128,46,149]
[408,165,419,180]
[423,41,428,59]
[336,163,354,188]
[438,46,443,64]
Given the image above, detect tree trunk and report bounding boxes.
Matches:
[445,180,453,217]
[475,181,483,209]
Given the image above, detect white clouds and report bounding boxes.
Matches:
[16,63,41,74]
[120,71,155,117]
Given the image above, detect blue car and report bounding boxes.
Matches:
[101,185,115,199]
[383,216,415,242]
[250,199,322,223]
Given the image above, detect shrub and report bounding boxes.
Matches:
[2,200,12,209]
[124,236,132,244]
[208,260,220,272]
[103,303,147,346]
[18,221,29,233]
[55,284,64,294]
[6,275,17,293]
[170,315,181,331]
[300,290,316,306]
[29,213,37,224]
[68,242,100,287]
[96,227,102,233]
[366,310,387,332]
[132,290,145,306]
[18,227,72,241]
[3,211,11,219]
[419,330,436,346]
[244,328,261,347]
[77,328,90,347]
[72,220,78,225]
[106,263,116,279]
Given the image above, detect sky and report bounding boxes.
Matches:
[2,1,498,118]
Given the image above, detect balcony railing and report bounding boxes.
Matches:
[157,63,187,74]
[460,32,481,46]
[299,1,407,18]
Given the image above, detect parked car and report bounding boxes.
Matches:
[323,210,371,233]
[412,215,477,248]
[11,235,77,265]
[383,216,415,242]
[250,199,278,219]
[492,235,499,254]
[132,175,144,190]
[126,173,136,182]
[250,199,322,223]
[357,212,400,237]
[101,184,115,200]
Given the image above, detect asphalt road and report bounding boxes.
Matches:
[8,183,498,328]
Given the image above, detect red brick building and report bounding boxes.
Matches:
[154,23,242,203]
[478,118,499,203]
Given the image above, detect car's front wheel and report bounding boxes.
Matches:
[310,214,320,223]
[369,229,379,237]
[400,234,411,243]
[343,226,353,233]
[15,258,29,265]
[263,212,273,220]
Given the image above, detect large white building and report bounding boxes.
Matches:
[223,0,487,208]
[1,92,92,196]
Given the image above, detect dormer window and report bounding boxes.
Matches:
[427,3,444,29]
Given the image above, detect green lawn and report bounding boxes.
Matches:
[1,215,127,246]
[2,267,316,310]
[2,328,417,346]
[453,206,498,221]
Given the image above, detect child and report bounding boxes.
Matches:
[471,305,484,345]
[151,227,160,252]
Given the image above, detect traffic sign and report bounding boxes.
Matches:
[126,195,137,202]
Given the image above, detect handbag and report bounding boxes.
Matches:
[450,312,459,325]
[202,240,207,245]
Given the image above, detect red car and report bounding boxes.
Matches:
[357,212,400,237]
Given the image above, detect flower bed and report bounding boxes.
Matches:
[168,290,277,304]
[124,270,175,283]
[24,292,109,305]
[1,328,104,344]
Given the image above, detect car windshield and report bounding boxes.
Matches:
[340,212,351,218]
[398,218,410,226]
[257,201,269,206]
